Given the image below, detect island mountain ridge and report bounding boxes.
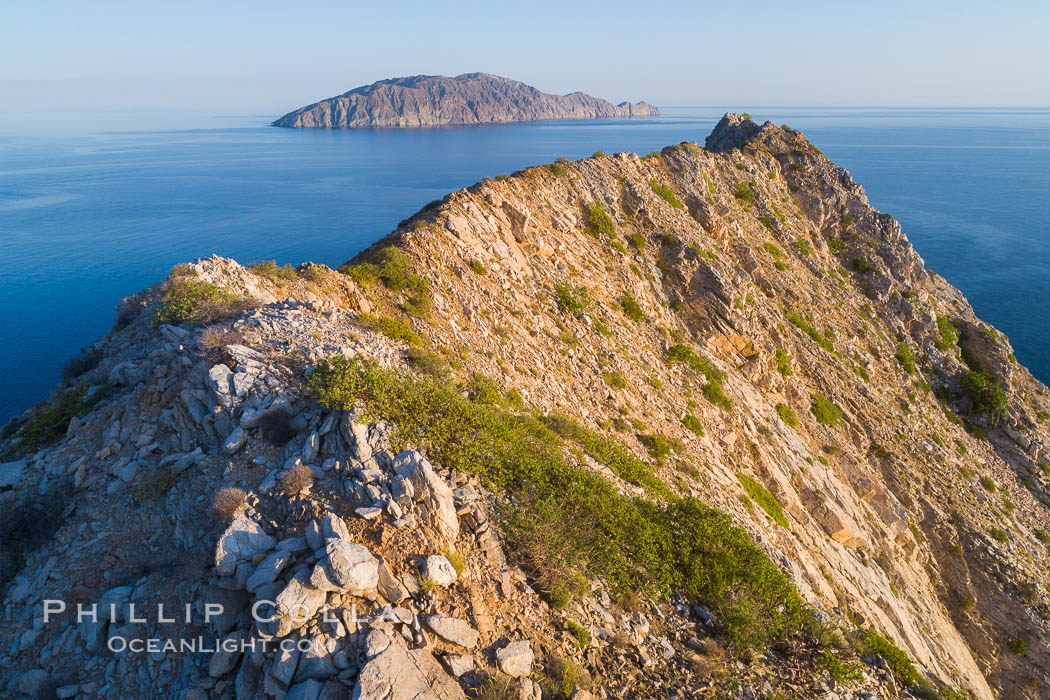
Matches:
[272,72,659,129]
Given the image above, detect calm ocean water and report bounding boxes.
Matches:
[1,107,1048,421]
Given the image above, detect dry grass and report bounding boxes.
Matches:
[279,464,314,495]
[211,487,248,521]
[200,326,245,350]
[417,574,438,595]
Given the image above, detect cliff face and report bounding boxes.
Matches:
[272,72,659,128]
[1,115,1048,700]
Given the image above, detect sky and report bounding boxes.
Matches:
[2,0,1049,115]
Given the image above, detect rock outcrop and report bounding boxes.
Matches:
[1,114,1048,699]
[272,72,659,128]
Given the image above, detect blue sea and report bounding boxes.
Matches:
[1,107,1049,422]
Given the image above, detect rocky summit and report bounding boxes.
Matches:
[2,114,1049,699]
[272,73,659,129]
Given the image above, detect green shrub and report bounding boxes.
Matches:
[776,403,799,427]
[402,290,431,318]
[405,347,448,377]
[734,182,755,204]
[1007,637,1027,656]
[827,239,850,255]
[858,629,922,689]
[585,202,615,237]
[737,474,788,528]
[468,259,487,275]
[990,528,1008,543]
[250,260,298,283]
[850,258,874,274]
[786,310,834,353]
[667,345,725,382]
[796,239,813,257]
[467,374,502,405]
[649,180,683,209]
[627,233,646,252]
[1034,529,1049,544]
[936,315,960,351]
[895,343,917,375]
[816,649,865,686]
[963,371,1007,420]
[666,345,731,411]
[307,356,807,650]
[979,476,996,492]
[638,433,680,463]
[619,294,645,322]
[154,280,252,326]
[603,371,627,390]
[775,349,793,378]
[566,620,591,649]
[341,246,427,295]
[542,414,672,499]
[682,414,704,436]
[811,394,843,427]
[6,383,112,454]
[554,283,591,317]
[358,314,421,345]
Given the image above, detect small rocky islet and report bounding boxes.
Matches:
[272,73,659,129]
[1,114,1048,698]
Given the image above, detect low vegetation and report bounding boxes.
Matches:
[3,383,112,455]
[554,283,592,317]
[811,394,844,427]
[776,403,799,426]
[358,314,421,346]
[154,279,253,327]
[649,180,683,209]
[737,473,789,529]
[619,294,646,322]
[307,356,808,651]
[666,345,732,411]
[775,348,793,378]
[786,309,834,353]
[585,202,615,237]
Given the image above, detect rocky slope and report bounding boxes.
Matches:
[272,73,658,129]
[1,115,1048,700]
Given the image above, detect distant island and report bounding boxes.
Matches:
[272,72,659,128]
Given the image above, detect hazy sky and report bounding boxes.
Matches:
[2,0,1048,114]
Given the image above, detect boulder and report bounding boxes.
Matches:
[353,628,465,699]
[208,631,243,678]
[423,555,458,587]
[222,425,246,455]
[423,615,479,648]
[215,514,276,577]
[392,450,459,540]
[246,550,294,593]
[275,571,327,635]
[324,540,379,596]
[0,459,26,488]
[376,558,409,604]
[441,653,475,677]
[496,640,533,678]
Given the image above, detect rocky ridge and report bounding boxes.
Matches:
[272,73,658,129]
[1,115,1048,699]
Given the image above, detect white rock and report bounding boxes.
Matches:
[355,628,465,699]
[496,640,533,678]
[214,514,276,577]
[324,539,378,596]
[423,555,458,587]
[424,615,479,648]
[0,459,26,488]
[392,450,459,540]
[222,426,246,455]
